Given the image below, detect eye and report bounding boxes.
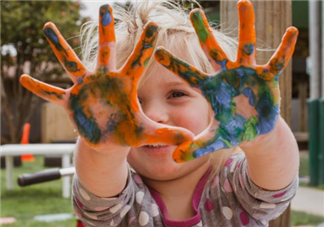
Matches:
[137,96,143,104]
[168,90,187,99]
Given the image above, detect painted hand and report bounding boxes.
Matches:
[20,5,193,151]
[155,0,298,162]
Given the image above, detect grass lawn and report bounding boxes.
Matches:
[1,156,76,227]
[291,210,324,226]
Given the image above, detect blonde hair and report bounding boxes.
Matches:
[80,0,242,179]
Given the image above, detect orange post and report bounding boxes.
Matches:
[21,123,35,162]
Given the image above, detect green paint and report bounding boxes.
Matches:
[191,11,210,44]
[219,138,232,148]
[243,116,258,141]
[44,91,64,100]
[144,58,150,67]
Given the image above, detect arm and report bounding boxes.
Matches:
[74,138,130,197]
[241,116,299,191]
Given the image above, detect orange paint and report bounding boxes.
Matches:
[43,23,86,81]
[20,75,66,105]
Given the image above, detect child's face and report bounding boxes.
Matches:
[127,61,211,181]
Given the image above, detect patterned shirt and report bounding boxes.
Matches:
[73,153,298,227]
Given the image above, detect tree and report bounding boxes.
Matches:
[1,1,88,143]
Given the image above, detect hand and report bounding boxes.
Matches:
[20,5,193,152]
[155,0,298,162]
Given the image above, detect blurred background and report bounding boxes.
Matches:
[1,0,323,227]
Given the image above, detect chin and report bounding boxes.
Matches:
[129,158,182,181]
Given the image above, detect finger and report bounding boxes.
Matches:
[262,27,298,80]
[43,22,86,84]
[121,22,158,81]
[236,0,256,66]
[154,47,209,88]
[190,8,229,71]
[171,120,229,162]
[135,112,194,146]
[98,4,116,70]
[20,74,66,105]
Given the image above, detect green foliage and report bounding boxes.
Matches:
[1,1,86,77]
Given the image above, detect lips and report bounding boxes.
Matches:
[140,144,174,157]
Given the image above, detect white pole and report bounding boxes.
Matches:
[310,0,321,99]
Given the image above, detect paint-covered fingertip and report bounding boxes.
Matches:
[189,8,204,19]
[99,4,112,12]
[20,74,32,85]
[99,4,113,26]
[154,46,168,60]
[172,142,194,163]
[189,8,208,29]
[143,21,159,39]
[144,21,159,30]
[172,150,186,163]
[43,22,56,31]
[155,46,167,54]
[283,26,299,45]
[286,26,299,36]
[237,0,253,8]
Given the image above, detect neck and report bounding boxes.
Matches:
[142,161,210,220]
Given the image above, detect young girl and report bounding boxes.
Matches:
[20,0,300,226]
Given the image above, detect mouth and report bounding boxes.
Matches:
[143,144,169,148]
[140,144,174,156]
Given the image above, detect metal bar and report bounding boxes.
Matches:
[310,0,321,99]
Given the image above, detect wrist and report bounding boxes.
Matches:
[240,116,283,150]
[74,137,130,197]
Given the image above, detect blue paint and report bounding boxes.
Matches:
[100,5,112,26]
[44,27,59,45]
[216,59,228,70]
[74,109,101,144]
[76,76,84,85]
[193,140,227,158]
[215,82,233,105]
[64,59,79,73]
[44,27,68,56]
[242,87,255,106]
[220,115,246,143]
[270,58,285,72]
[243,43,254,55]
[131,25,157,69]
[145,25,157,38]
[255,87,279,134]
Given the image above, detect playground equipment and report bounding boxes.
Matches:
[20,123,35,162]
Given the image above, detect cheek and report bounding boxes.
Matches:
[172,102,210,135]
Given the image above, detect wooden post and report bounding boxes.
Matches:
[220,1,293,227]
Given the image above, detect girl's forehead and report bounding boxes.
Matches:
[147,62,184,84]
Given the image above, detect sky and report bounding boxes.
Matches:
[80,1,135,20]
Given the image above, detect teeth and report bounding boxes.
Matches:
[145,145,166,148]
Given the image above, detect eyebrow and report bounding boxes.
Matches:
[164,81,188,87]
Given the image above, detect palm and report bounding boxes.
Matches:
[20,5,193,151]
[155,0,298,162]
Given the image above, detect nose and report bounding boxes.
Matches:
[141,100,169,124]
